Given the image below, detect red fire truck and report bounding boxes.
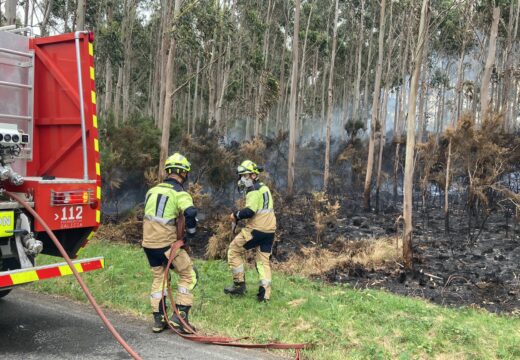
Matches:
[0,28,103,298]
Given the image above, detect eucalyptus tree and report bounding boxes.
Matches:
[403,0,429,269]
[287,0,301,196]
[5,0,17,25]
[323,0,339,191]
[363,0,386,209]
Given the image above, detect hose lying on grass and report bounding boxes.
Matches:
[162,215,308,360]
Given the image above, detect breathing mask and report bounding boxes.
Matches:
[237,176,254,192]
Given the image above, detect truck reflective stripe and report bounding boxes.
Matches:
[0,258,105,287]
[37,267,61,280]
[0,274,14,287]
[91,91,96,104]
[11,271,39,284]
[96,163,100,175]
[90,66,95,80]
[88,42,94,56]
[93,114,98,128]
[96,210,100,223]
[94,138,99,152]
[97,186,101,199]
[59,263,84,276]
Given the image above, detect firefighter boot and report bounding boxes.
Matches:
[257,286,269,302]
[224,281,246,296]
[169,305,195,334]
[152,312,167,333]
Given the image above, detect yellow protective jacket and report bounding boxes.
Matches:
[234,182,276,233]
[142,178,197,249]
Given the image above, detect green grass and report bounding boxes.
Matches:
[30,239,520,360]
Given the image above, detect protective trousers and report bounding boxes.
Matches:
[147,246,197,312]
[227,229,274,299]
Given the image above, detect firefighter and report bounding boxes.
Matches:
[142,152,198,333]
[224,160,276,302]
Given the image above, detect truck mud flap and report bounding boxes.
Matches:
[0,256,104,290]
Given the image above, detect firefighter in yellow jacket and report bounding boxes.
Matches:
[142,153,198,333]
[224,160,276,302]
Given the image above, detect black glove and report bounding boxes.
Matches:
[182,232,195,250]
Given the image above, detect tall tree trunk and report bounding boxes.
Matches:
[352,0,365,122]
[287,0,301,195]
[104,59,113,115]
[6,0,17,25]
[114,67,123,126]
[207,29,217,127]
[444,137,452,233]
[254,0,274,138]
[215,39,231,132]
[41,0,54,36]
[376,4,394,212]
[63,0,70,32]
[323,0,339,191]
[363,34,374,124]
[417,64,429,142]
[363,0,386,209]
[159,0,183,179]
[320,62,328,142]
[502,1,519,131]
[453,42,467,125]
[192,56,201,134]
[296,0,314,139]
[158,0,174,129]
[397,22,411,136]
[403,0,429,270]
[276,18,287,134]
[376,85,389,213]
[342,53,354,139]
[76,0,86,30]
[311,49,318,135]
[122,0,137,124]
[393,22,410,204]
[23,0,29,27]
[480,7,500,122]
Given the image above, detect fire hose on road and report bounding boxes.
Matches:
[7,190,307,360]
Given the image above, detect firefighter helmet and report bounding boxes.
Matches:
[236,160,262,175]
[164,153,191,174]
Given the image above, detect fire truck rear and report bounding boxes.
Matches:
[0,28,103,298]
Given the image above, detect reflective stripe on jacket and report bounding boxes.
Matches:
[244,183,276,233]
[142,180,194,248]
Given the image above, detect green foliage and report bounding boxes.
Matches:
[100,115,161,173]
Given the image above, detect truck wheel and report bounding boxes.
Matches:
[0,289,12,298]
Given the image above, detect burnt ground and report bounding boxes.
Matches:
[110,191,519,315]
[189,194,520,315]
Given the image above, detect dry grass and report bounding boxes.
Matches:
[312,192,340,243]
[239,138,266,163]
[205,216,234,260]
[276,236,403,277]
[95,207,144,245]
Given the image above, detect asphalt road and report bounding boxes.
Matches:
[0,289,282,360]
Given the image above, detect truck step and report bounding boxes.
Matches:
[0,257,104,288]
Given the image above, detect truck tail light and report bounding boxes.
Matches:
[51,190,94,206]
